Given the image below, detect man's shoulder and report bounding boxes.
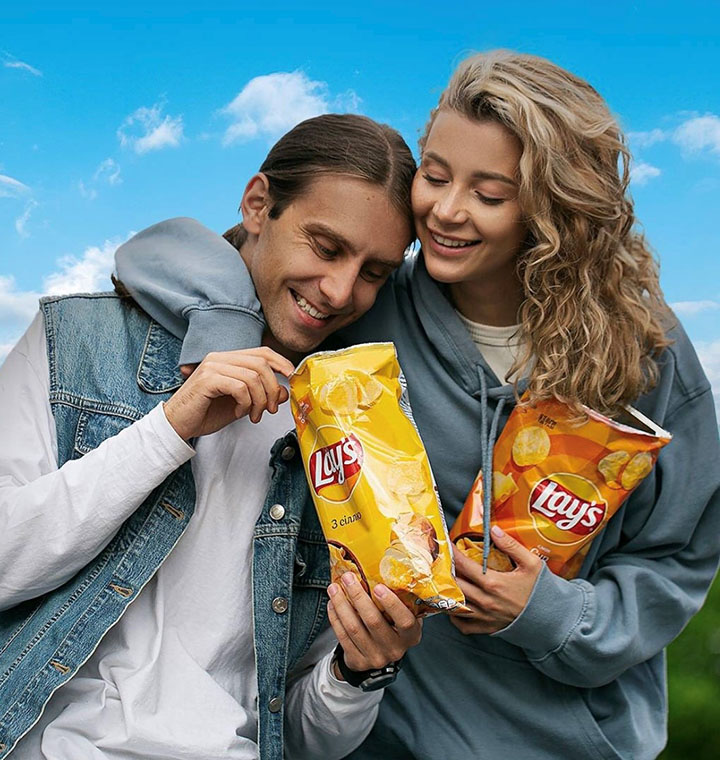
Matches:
[40,290,152,327]
[41,290,127,307]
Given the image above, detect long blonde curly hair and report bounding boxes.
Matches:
[421,50,672,416]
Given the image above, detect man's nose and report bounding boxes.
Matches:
[433,185,467,225]
[318,265,356,311]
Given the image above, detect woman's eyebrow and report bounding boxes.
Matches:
[423,151,517,186]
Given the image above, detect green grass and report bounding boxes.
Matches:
[661,575,720,758]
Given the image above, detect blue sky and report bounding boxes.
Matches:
[1,1,718,416]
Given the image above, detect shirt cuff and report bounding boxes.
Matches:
[150,402,197,462]
[492,563,588,657]
[318,651,385,705]
[179,306,265,365]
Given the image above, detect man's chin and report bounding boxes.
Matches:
[265,327,326,362]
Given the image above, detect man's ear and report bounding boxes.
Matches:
[240,173,272,235]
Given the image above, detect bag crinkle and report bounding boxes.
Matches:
[290,343,466,615]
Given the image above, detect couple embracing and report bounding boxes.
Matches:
[1,51,718,760]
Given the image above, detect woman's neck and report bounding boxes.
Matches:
[449,276,523,326]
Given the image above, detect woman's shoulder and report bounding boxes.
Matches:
[639,314,713,423]
[662,316,711,398]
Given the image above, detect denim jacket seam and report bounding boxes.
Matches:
[49,395,145,422]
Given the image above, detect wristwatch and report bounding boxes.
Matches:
[332,643,403,692]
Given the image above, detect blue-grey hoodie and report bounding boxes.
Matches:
[115,218,720,760]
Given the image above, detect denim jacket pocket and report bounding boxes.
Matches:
[74,410,137,457]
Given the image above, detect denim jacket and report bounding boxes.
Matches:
[0,293,330,760]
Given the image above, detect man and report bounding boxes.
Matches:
[0,114,419,760]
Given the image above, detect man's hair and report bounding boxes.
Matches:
[224,114,416,249]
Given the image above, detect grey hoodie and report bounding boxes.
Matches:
[116,218,720,760]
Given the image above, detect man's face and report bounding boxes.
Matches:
[243,174,411,359]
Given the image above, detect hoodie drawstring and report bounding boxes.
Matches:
[478,368,506,573]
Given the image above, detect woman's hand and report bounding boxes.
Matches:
[164,347,295,440]
[450,526,543,635]
[327,572,422,676]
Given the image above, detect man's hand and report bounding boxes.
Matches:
[164,348,295,440]
[327,572,422,678]
[449,525,543,635]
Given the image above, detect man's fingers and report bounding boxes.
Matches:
[327,583,373,658]
[327,597,365,664]
[372,585,421,643]
[340,573,388,628]
[203,353,289,416]
[180,363,198,378]
[224,347,295,378]
[218,366,267,422]
[235,355,287,414]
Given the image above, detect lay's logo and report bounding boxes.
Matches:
[528,474,607,544]
[309,430,364,502]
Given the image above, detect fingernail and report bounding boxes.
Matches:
[491,525,505,538]
[342,572,356,587]
[327,583,339,597]
[373,584,388,598]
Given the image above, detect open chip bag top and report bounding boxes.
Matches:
[450,398,672,579]
[290,342,466,616]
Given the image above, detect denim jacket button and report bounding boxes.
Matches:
[268,696,283,713]
[272,597,289,614]
[280,446,295,461]
[269,504,285,521]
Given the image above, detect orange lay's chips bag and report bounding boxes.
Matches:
[290,343,466,615]
[450,399,672,579]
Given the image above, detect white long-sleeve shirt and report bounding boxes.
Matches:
[0,313,381,760]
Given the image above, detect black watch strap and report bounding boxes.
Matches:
[333,643,403,692]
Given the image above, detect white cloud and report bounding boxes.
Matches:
[78,180,97,200]
[94,158,122,185]
[0,174,30,198]
[15,199,38,238]
[3,59,42,77]
[220,71,360,145]
[671,300,720,317]
[0,275,42,364]
[0,237,127,364]
[630,161,661,186]
[0,275,40,325]
[672,114,720,156]
[118,103,184,154]
[79,159,122,200]
[43,239,122,295]
[694,339,720,425]
[628,128,667,148]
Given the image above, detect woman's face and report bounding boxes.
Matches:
[412,110,527,296]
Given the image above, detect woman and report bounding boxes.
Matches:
[116,51,720,759]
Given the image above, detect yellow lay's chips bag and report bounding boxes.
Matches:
[450,399,672,579]
[290,343,466,615]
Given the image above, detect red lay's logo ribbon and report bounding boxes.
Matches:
[308,428,364,502]
[529,474,607,542]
